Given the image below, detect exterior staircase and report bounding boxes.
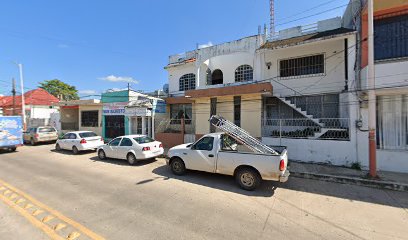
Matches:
[278,97,324,127]
[277,97,348,140]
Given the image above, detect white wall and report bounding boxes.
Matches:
[30,105,59,119]
[361,60,408,92]
[167,35,262,95]
[260,35,356,97]
[167,63,196,95]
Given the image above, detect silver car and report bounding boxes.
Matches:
[23,126,59,145]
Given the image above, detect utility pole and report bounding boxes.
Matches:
[17,63,26,131]
[12,78,16,115]
[367,0,377,178]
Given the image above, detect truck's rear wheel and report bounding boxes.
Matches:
[170,158,186,175]
[235,167,261,191]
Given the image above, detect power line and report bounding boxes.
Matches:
[276,0,343,21]
[275,4,349,27]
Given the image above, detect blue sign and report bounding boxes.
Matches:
[0,116,23,147]
[154,100,166,113]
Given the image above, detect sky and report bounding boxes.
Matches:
[0,0,349,98]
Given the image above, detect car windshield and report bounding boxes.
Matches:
[79,132,97,138]
[133,136,155,144]
[38,127,56,133]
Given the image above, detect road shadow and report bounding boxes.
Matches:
[150,165,276,197]
[89,156,157,167]
[23,142,56,147]
[276,177,408,209]
[50,149,96,155]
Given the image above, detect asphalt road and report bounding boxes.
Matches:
[0,144,407,240]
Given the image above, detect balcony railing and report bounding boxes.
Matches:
[262,118,350,140]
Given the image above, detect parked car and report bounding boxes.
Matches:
[97,135,164,165]
[0,116,23,152]
[23,126,58,145]
[166,133,289,191]
[55,131,104,154]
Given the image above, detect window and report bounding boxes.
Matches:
[234,96,241,127]
[81,111,99,127]
[377,95,408,150]
[211,69,223,85]
[179,73,196,91]
[235,65,253,82]
[133,136,155,144]
[279,54,324,78]
[193,137,214,151]
[375,14,408,61]
[221,134,238,151]
[170,104,192,124]
[109,138,122,146]
[120,138,133,147]
[62,133,70,139]
[38,127,56,133]
[69,133,77,139]
[79,132,97,138]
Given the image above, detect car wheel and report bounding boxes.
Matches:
[235,167,261,191]
[127,153,137,165]
[55,144,61,151]
[30,138,36,146]
[170,158,186,176]
[9,147,16,152]
[98,150,106,160]
[72,146,79,155]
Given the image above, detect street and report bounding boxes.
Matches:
[0,144,407,240]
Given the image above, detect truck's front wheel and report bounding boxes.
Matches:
[170,158,186,175]
[235,167,261,191]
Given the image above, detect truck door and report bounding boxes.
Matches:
[185,136,217,173]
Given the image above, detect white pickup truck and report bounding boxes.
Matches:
[166,133,289,190]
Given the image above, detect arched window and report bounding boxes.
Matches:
[179,73,196,91]
[211,69,223,85]
[235,65,253,82]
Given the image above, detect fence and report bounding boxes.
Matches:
[262,118,350,140]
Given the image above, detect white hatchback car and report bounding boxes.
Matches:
[97,135,164,165]
[56,131,104,154]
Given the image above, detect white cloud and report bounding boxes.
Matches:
[98,75,139,84]
[78,90,97,95]
[198,41,213,49]
[57,43,69,48]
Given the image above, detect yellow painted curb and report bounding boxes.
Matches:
[0,178,105,240]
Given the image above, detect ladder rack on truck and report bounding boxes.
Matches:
[209,115,278,155]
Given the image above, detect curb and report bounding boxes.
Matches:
[291,171,408,192]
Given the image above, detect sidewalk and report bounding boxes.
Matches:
[288,161,408,192]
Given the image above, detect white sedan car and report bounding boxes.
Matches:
[56,131,105,154]
[97,135,164,165]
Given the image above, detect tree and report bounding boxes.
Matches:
[39,79,79,101]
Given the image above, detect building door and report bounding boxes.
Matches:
[105,115,125,139]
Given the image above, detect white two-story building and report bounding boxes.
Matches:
[159,0,408,173]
